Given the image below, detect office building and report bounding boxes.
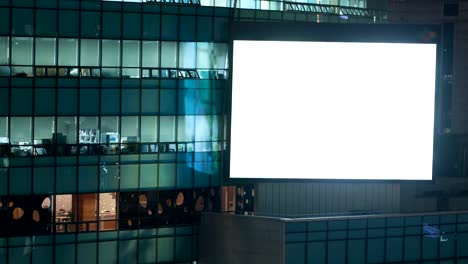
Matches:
[2,0,468,263]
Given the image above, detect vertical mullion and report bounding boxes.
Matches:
[116,2,124,264]
[52,1,59,263]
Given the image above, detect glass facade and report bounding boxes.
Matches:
[0,0,384,263]
[285,213,468,263]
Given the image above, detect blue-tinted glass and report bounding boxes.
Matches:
[214,17,229,42]
[101,89,120,115]
[81,11,101,38]
[79,166,98,193]
[0,8,10,35]
[177,163,193,188]
[57,89,78,115]
[157,237,174,263]
[12,8,33,36]
[98,241,118,264]
[179,89,196,115]
[32,246,53,264]
[175,236,192,261]
[123,13,141,39]
[180,16,196,41]
[138,238,157,263]
[159,163,176,189]
[77,243,97,264]
[161,15,178,40]
[59,11,79,37]
[33,167,54,194]
[197,16,212,41]
[160,89,177,114]
[10,167,32,195]
[286,243,305,264]
[0,88,9,115]
[11,88,32,115]
[35,89,56,115]
[36,9,57,36]
[119,239,137,263]
[103,12,122,39]
[140,163,158,189]
[143,14,160,40]
[56,166,77,193]
[141,89,159,114]
[122,89,140,115]
[120,164,139,191]
[79,89,99,115]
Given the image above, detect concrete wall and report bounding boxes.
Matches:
[199,213,284,264]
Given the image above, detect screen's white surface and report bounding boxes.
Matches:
[230,40,437,180]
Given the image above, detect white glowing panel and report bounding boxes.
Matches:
[230,40,437,180]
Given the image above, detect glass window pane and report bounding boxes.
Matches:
[0,8,10,35]
[160,116,175,142]
[160,89,176,114]
[59,10,79,37]
[36,9,57,36]
[34,117,54,144]
[57,89,78,115]
[123,40,140,67]
[9,167,32,195]
[56,166,77,193]
[35,38,56,65]
[141,89,159,114]
[35,88,56,115]
[122,89,140,114]
[102,40,121,67]
[0,117,8,142]
[161,15,178,41]
[59,39,78,66]
[0,37,9,64]
[141,116,158,142]
[123,13,141,39]
[10,117,32,144]
[120,164,139,190]
[139,164,158,189]
[121,116,139,142]
[142,41,159,68]
[102,12,121,39]
[213,43,228,69]
[79,89,99,115]
[100,116,120,143]
[177,116,195,142]
[159,163,175,189]
[195,115,211,141]
[80,39,100,67]
[12,37,33,65]
[179,42,196,69]
[11,88,32,115]
[101,89,120,115]
[12,8,33,36]
[143,14,160,40]
[79,165,98,192]
[197,42,212,69]
[57,117,77,144]
[81,11,100,38]
[161,41,177,68]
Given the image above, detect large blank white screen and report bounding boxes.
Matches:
[230,40,437,180]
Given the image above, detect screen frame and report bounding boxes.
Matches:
[223,21,442,184]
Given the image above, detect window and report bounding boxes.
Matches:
[102,40,121,67]
[179,42,196,68]
[142,41,159,68]
[161,42,177,68]
[80,39,100,67]
[57,117,77,144]
[0,37,9,65]
[141,116,158,142]
[11,37,33,65]
[34,117,54,145]
[160,116,176,142]
[59,39,78,66]
[36,38,56,66]
[122,40,140,67]
[10,117,32,144]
